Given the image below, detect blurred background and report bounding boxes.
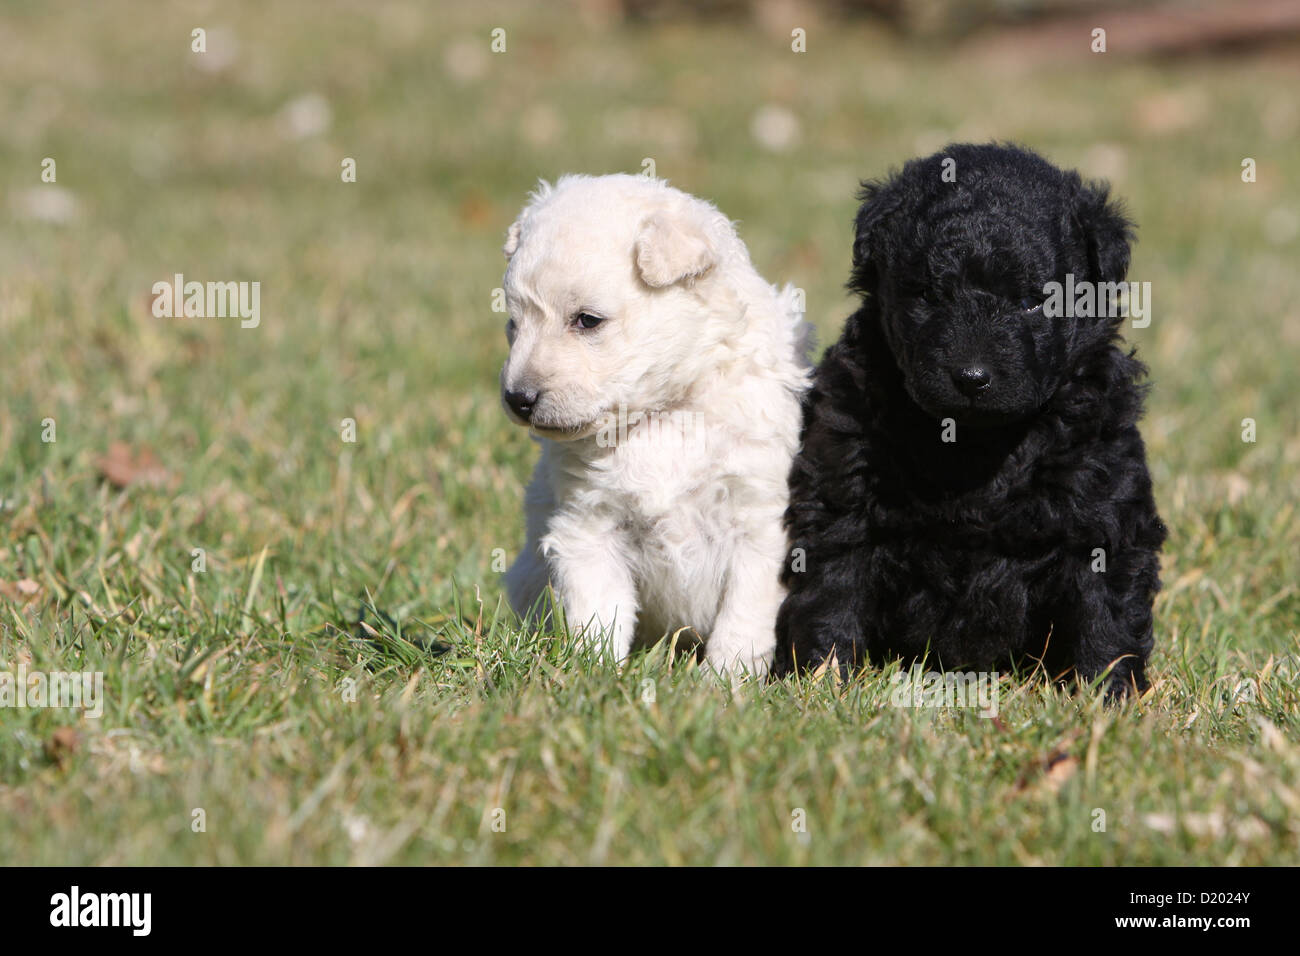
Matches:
[1,0,1297,649]
[2,0,1299,867]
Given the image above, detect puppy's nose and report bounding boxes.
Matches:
[951,365,992,396]
[504,388,538,421]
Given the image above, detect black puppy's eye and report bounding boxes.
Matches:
[1019,297,1043,313]
[575,312,605,330]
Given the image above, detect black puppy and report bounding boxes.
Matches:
[774,143,1166,697]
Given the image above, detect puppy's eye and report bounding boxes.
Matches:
[1019,298,1043,313]
[574,312,605,330]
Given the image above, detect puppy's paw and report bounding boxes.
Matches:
[570,620,633,668]
[1101,661,1148,704]
[703,640,772,682]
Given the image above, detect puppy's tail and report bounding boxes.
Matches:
[777,282,817,370]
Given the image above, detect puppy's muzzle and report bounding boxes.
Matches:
[951,365,992,397]
[503,387,539,422]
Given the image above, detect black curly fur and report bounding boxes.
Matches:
[773,143,1166,698]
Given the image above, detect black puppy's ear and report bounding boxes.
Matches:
[1071,178,1134,284]
[849,178,906,296]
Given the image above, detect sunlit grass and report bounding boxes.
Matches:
[0,1,1297,864]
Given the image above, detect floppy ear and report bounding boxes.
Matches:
[634,210,716,287]
[503,219,523,259]
[849,178,906,296]
[1071,179,1134,284]
[504,179,554,259]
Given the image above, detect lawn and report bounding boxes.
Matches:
[1,0,1297,865]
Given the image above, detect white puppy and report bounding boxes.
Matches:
[500,174,811,675]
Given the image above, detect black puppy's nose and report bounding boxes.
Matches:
[504,388,538,421]
[952,365,992,396]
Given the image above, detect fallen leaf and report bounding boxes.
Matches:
[1041,752,1080,794]
[0,578,42,604]
[45,728,82,767]
[95,441,172,489]
[1014,729,1083,796]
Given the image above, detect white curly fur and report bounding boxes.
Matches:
[500,174,812,675]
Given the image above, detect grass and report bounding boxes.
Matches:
[1,0,1298,865]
